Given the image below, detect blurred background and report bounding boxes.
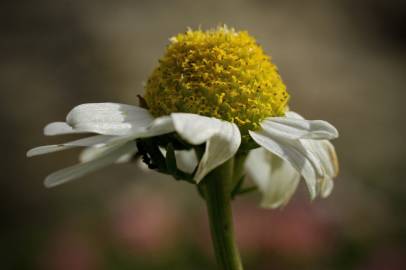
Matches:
[2,0,406,269]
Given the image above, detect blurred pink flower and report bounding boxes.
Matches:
[234,198,333,258]
[39,226,100,270]
[109,189,182,256]
[197,197,334,261]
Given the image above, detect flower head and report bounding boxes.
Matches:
[145,26,289,136]
[27,26,339,208]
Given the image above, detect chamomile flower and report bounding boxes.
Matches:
[27,26,339,207]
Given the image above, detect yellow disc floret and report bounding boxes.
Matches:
[144,26,289,136]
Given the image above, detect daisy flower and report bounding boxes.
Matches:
[28,26,339,269]
[27,26,338,207]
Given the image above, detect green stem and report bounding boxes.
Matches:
[232,153,247,184]
[230,153,248,198]
[200,158,244,270]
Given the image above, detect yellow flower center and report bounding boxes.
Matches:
[144,26,289,136]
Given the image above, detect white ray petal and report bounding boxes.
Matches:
[260,116,338,140]
[27,135,114,157]
[115,153,135,163]
[175,149,198,174]
[74,116,176,148]
[320,177,334,198]
[302,139,339,197]
[171,113,223,144]
[44,141,137,188]
[74,115,175,163]
[79,144,137,163]
[140,116,175,138]
[287,112,338,176]
[304,140,339,177]
[246,147,300,208]
[44,103,154,136]
[44,122,80,136]
[77,116,175,163]
[66,103,155,135]
[249,130,322,198]
[79,147,103,163]
[171,113,241,182]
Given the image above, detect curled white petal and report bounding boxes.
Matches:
[302,139,339,197]
[171,113,241,182]
[44,141,137,188]
[260,115,338,140]
[304,140,338,177]
[27,135,114,157]
[246,147,300,208]
[249,111,339,200]
[249,130,321,199]
[171,114,222,144]
[320,177,334,198]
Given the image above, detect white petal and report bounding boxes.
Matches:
[171,113,241,182]
[260,116,338,140]
[27,135,113,157]
[44,141,137,187]
[140,116,175,138]
[44,122,80,136]
[175,149,198,174]
[303,140,339,178]
[246,148,300,208]
[77,116,176,164]
[79,144,137,163]
[249,130,322,198]
[115,154,134,163]
[320,177,334,198]
[76,116,175,148]
[171,113,223,144]
[45,103,154,136]
[80,147,107,163]
[302,139,338,197]
[76,115,175,163]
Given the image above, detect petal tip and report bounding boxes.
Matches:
[44,177,57,188]
[193,174,204,184]
[26,149,35,157]
[330,125,339,139]
[44,122,74,136]
[260,201,283,209]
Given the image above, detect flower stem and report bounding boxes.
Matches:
[200,158,244,270]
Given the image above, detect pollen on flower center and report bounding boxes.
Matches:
[144,26,289,136]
